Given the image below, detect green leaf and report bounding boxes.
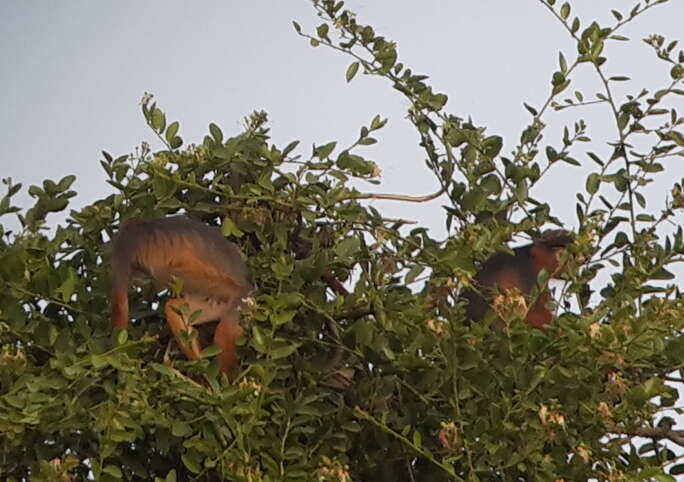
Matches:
[116,329,128,345]
[424,93,447,111]
[586,173,600,194]
[200,344,223,358]
[151,363,177,377]
[165,470,178,482]
[271,255,294,279]
[317,23,329,40]
[346,61,360,82]
[651,267,675,280]
[90,354,110,369]
[56,267,78,302]
[251,325,266,352]
[412,430,423,449]
[102,465,123,478]
[169,136,183,149]
[335,237,361,258]
[404,265,425,284]
[523,103,538,116]
[283,140,300,156]
[377,45,398,73]
[181,452,201,474]
[172,421,192,437]
[315,141,337,159]
[664,130,684,147]
[482,135,503,159]
[270,342,299,360]
[370,115,387,130]
[151,108,166,132]
[209,123,223,144]
[271,310,297,326]
[461,189,485,211]
[635,214,655,222]
[552,79,571,95]
[480,174,501,194]
[514,182,528,203]
[558,52,567,73]
[165,121,179,143]
[57,175,76,190]
[560,2,570,19]
[571,17,580,33]
[221,217,244,237]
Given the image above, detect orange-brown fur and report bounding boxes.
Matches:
[462,230,573,329]
[111,216,255,374]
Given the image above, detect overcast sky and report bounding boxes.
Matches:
[1,1,683,239]
[2,0,683,462]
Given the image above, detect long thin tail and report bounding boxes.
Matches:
[111,281,130,330]
[111,221,137,330]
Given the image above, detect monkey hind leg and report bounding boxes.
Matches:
[111,286,130,330]
[214,312,242,374]
[524,293,554,330]
[164,298,203,363]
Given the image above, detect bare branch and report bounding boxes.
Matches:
[353,186,445,203]
[613,427,684,448]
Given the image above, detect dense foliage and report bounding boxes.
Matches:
[2,1,684,480]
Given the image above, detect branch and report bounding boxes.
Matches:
[321,269,349,296]
[334,305,373,321]
[351,186,445,203]
[614,427,684,448]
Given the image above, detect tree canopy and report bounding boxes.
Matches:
[1,1,684,480]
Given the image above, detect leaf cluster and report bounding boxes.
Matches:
[2,1,684,480]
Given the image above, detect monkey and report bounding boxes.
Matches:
[110,216,255,374]
[462,229,575,329]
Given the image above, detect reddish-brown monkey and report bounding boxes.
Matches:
[111,216,255,374]
[462,230,574,329]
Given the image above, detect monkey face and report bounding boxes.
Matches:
[536,229,576,277]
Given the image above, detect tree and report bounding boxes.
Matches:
[2,0,684,480]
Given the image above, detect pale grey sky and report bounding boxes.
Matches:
[1,1,682,238]
[2,0,683,460]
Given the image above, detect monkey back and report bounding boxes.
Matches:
[115,216,254,300]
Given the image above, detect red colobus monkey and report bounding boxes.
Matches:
[111,216,255,374]
[462,230,574,329]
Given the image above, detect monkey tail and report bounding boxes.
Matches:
[110,220,137,330]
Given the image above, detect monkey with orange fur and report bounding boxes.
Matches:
[462,229,574,329]
[111,216,255,374]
